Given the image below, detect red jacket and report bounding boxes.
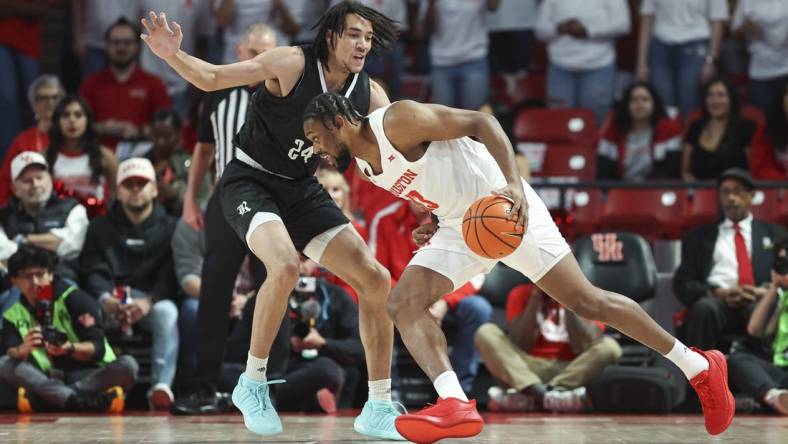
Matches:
[370,201,477,309]
[596,116,683,179]
[749,126,788,180]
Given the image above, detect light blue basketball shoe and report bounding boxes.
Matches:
[354,399,407,440]
[231,374,285,435]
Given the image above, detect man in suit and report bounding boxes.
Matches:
[674,168,787,350]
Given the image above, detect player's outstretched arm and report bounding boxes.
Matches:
[140,11,299,91]
[384,100,528,230]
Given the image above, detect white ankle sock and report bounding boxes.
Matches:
[368,379,392,402]
[245,352,268,382]
[664,340,708,379]
[433,371,468,402]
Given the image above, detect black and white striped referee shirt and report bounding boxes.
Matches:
[197,86,253,178]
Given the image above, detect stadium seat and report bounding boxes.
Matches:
[685,188,719,228]
[573,232,657,303]
[775,191,788,226]
[530,144,596,181]
[750,189,779,223]
[514,108,598,147]
[564,188,603,239]
[477,263,529,309]
[513,74,546,104]
[600,189,688,240]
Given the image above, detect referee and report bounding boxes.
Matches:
[172,23,285,415]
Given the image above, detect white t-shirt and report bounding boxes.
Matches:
[331,0,409,33]
[220,0,289,63]
[421,0,489,66]
[487,0,537,32]
[535,0,630,71]
[641,0,729,44]
[139,0,213,96]
[732,0,788,80]
[83,0,141,50]
[288,0,327,43]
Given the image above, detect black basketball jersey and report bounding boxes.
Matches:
[233,45,371,179]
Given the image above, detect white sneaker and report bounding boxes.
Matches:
[487,386,536,412]
[763,389,788,415]
[543,387,588,413]
[148,383,174,411]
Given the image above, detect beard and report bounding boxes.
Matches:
[124,199,153,214]
[335,147,351,173]
[109,55,135,71]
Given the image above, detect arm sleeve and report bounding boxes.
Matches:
[66,289,106,360]
[2,323,22,353]
[149,255,179,303]
[505,284,532,323]
[171,220,204,290]
[50,204,89,260]
[197,93,216,143]
[534,0,559,42]
[672,230,711,308]
[0,226,19,261]
[708,0,730,21]
[640,0,655,15]
[586,0,631,40]
[79,222,115,298]
[320,286,365,366]
[731,0,747,30]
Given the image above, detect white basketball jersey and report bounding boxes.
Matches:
[355,104,507,227]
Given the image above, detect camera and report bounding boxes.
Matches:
[34,299,68,347]
[774,254,788,276]
[290,277,320,339]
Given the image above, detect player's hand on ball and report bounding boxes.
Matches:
[140,11,183,59]
[413,222,438,247]
[493,182,528,233]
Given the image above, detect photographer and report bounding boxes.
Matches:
[0,246,138,412]
[728,238,788,415]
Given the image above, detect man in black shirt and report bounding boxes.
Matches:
[142,2,402,438]
[0,245,138,412]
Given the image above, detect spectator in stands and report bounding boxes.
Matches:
[0,245,138,413]
[636,0,728,117]
[475,284,621,413]
[421,0,500,111]
[0,1,47,154]
[728,238,788,415]
[80,18,172,151]
[214,0,295,61]
[674,168,787,350]
[597,81,683,180]
[79,157,185,411]
[0,152,88,282]
[682,78,757,181]
[371,200,492,392]
[487,0,537,78]
[146,110,210,215]
[289,0,328,45]
[535,0,630,126]
[750,81,788,180]
[139,0,214,114]
[731,1,788,113]
[47,95,118,218]
[72,0,142,77]
[0,75,65,205]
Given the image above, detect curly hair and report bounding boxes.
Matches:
[303,92,364,129]
[8,245,59,278]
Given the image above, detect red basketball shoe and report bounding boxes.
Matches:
[395,397,484,444]
[688,348,735,435]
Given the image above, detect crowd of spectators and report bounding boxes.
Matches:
[0,0,786,417]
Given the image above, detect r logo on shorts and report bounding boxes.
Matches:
[237,201,251,216]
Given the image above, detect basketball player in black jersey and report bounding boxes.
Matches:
[141,2,403,439]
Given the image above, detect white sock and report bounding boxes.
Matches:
[664,340,708,380]
[368,379,392,402]
[245,352,268,382]
[433,371,468,402]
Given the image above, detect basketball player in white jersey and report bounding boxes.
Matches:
[302,93,735,443]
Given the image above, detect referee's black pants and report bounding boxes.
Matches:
[194,190,290,385]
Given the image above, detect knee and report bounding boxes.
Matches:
[179,299,199,323]
[590,336,622,364]
[385,286,426,322]
[473,323,505,350]
[352,261,391,302]
[265,252,301,290]
[688,296,722,320]
[117,355,140,382]
[459,296,493,324]
[150,299,179,329]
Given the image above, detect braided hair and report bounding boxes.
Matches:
[312,1,399,70]
[303,92,364,130]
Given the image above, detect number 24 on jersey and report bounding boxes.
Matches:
[288,139,314,163]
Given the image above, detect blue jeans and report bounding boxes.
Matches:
[177,297,200,380]
[750,75,788,113]
[131,289,179,387]
[445,295,493,393]
[546,62,615,126]
[648,38,707,116]
[431,58,490,110]
[0,45,39,157]
[81,46,108,79]
[365,41,405,100]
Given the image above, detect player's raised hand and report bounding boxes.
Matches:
[140,11,183,59]
[493,182,529,233]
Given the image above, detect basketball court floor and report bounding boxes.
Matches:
[0,412,783,443]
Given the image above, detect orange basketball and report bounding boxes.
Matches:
[462,195,524,259]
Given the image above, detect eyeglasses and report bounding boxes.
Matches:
[108,38,137,46]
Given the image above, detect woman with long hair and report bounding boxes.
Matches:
[47,95,118,215]
[682,78,756,181]
[750,81,788,180]
[597,81,683,180]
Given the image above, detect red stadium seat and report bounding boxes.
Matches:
[775,191,788,226]
[514,108,598,147]
[686,188,719,228]
[750,189,779,223]
[530,144,596,181]
[513,74,546,104]
[563,188,602,239]
[600,189,688,240]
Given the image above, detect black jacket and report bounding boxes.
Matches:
[673,218,787,308]
[79,201,178,302]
